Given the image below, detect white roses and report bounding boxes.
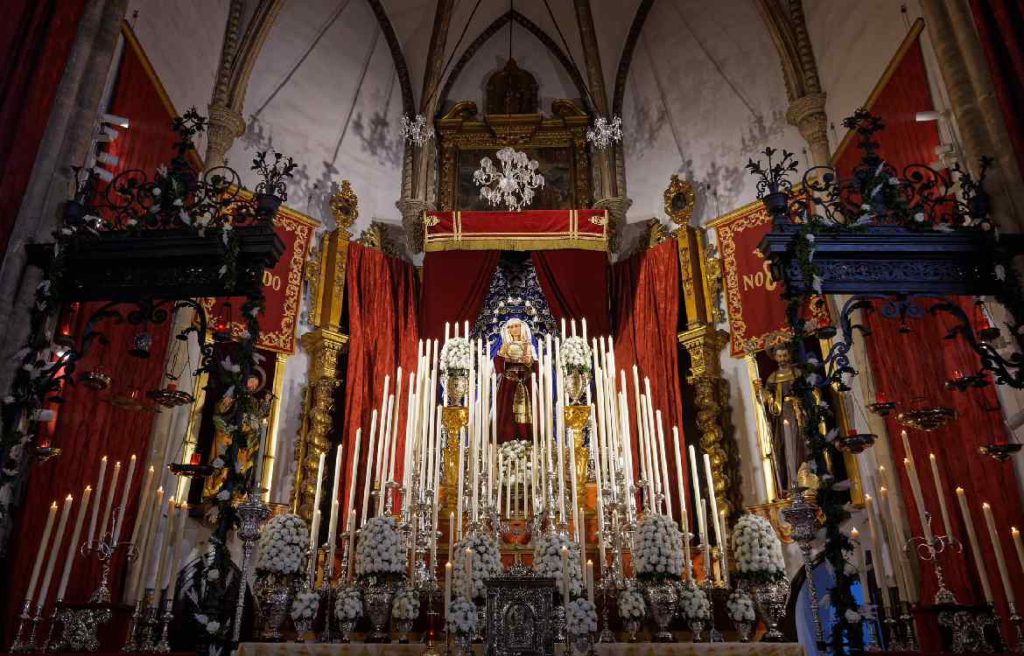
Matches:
[441,338,472,374]
[726,590,756,623]
[447,597,478,636]
[335,586,363,622]
[677,581,711,621]
[533,532,583,600]
[565,598,598,635]
[392,587,421,622]
[732,513,786,582]
[290,590,320,622]
[633,513,684,580]
[355,516,406,578]
[617,587,646,620]
[453,532,504,600]
[256,513,308,575]
[559,336,592,375]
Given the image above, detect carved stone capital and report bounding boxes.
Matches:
[396,197,435,253]
[678,325,729,379]
[785,92,830,166]
[205,103,245,168]
[595,195,632,251]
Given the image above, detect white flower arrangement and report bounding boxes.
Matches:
[290,590,320,622]
[617,587,646,620]
[391,587,421,622]
[355,516,406,578]
[677,581,711,621]
[498,440,532,483]
[732,513,787,583]
[440,338,472,374]
[256,513,308,575]
[335,586,363,622]
[533,532,583,599]
[726,590,756,623]
[565,598,598,635]
[447,597,478,636]
[453,531,504,599]
[633,513,684,580]
[559,336,592,375]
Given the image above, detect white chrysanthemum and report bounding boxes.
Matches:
[498,440,533,484]
[290,591,320,622]
[256,513,308,575]
[731,513,786,582]
[335,586,363,622]
[453,532,504,600]
[533,532,583,599]
[565,598,598,635]
[617,587,646,620]
[559,337,592,375]
[633,513,684,580]
[440,338,472,374]
[391,587,421,621]
[447,597,478,636]
[726,590,756,622]
[355,516,406,577]
[677,581,711,620]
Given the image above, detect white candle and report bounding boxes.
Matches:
[560,545,570,609]
[153,501,177,591]
[688,445,703,531]
[464,548,474,598]
[457,428,466,539]
[703,453,722,552]
[700,499,711,583]
[444,561,453,616]
[86,456,107,545]
[26,501,58,606]
[378,394,395,514]
[311,451,326,533]
[903,457,932,544]
[57,486,92,600]
[586,559,594,603]
[38,495,73,608]
[655,412,672,519]
[672,428,692,572]
[719,508,730,586]
[130,485,163,601]
[163,502,187,592]
[981,502,1015,603]
[361,409,379,526]
[956,487,993,603]
[1013,527,1024,577]
[327,442,344,549]
[308,508,322,585]
[129,466,155,548]
[113,454,136,542]
[864,495,889,593]
[99,461,121,539]
[497,451,504,516]
[851,527,870,600]
[928,453,954,539]
[345,429,361,528]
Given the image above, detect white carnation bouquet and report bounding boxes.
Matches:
[498,440,532,483]
[392,586,421,622]
[290,590,320,622]
[726,590,756,623]
[617,587,646,620]
[453,531,504,599]
[441,337,472,374]
[677,581,711,621]
[447,597,478,636]
[559,336,592,375]
[565,598,598,635]
[356,516,406,579]
[335,586,363,622]
[256,513,308,575]
[732,513,786,583]
[633,513,684,581]
[533,532,583,599]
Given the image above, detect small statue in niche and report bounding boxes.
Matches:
[754,344,816,495]
[203,371,274,501]
[495,317,537,442]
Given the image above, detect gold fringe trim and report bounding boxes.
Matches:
[424,237,608,252]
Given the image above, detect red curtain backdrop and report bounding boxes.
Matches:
[970,0,1024,173]
[0,0,88,257]
[419,250,501,341]
[531,250,611,337]
[611,240,688,524]
[341,243,419,527]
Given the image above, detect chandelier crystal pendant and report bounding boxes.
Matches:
[586,115,623,150]
[399,113,434,146]
[473,146,545,212]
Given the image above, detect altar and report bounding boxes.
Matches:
[236,643,806,656]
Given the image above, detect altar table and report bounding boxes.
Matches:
[237,643,805,656]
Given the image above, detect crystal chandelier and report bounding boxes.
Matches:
[473,147,545,212]
[400,113,434,146]
[586,115,623,150]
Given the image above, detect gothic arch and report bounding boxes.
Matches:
[364,0,415,115]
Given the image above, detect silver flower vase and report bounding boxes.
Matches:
[292,616,312,643]
[687,617,706,642]
[749,580,789,642]
[734,619,753,642]
[363,582,396,642]
[395,619,414,643]
[642,581,678,642]
[625,620,640,642]
[337,620,355,643]
[570,632,594,655]
[254,572,298,641]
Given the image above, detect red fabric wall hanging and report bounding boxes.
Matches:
[419,250,501,341]
[531,250,610,337]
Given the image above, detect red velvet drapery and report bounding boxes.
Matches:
[341,243,419,527]
[531,250,611,337]
[419,251,501,341]
[611,240,688,524]
[970,0,1024,173]
[0,0,88,257]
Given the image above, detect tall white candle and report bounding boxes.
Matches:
[57,486,92,600]
[129,465,155,548]
[346,511,357,582]
[464,548,474,598]
[26,501,58,606]
[444,561,452,616]
[956,487,993,603]
[586,559,594,603]
[153,501,177,591]
[1013,527,1024,577]
[700,499,711,583]
[162,502,187,592]
[361,409,379,526]
[864,495,889,593]
[560,545,570,611]
[311,451,326,532]
[345,429,361,527]
[457,428,466,539]
[927,453,954,539]
[703,453,721,550]
[688,445,703,530]
[672,428,692,572]
[981,502,1015,603]
[86,456,107,545]
[113,454,136,542]
[851,527,869,599]
[655,412,672,519]
[327,442,343,547]
[903,457,933,544]
[99,460,121,539]
[38,495,73,608]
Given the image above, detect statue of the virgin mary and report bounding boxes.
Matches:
[495,318,537,442]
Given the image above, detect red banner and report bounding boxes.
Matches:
[713,201,828,357]
[202,206,317,353]
[424,209,608,252]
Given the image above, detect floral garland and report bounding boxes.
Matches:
[726,589,756,623]
[533,531,583,599]
[565,598,598,635]
[256,513,308,575]
[677,580,711,621]
[440,337,472,375]
[335,586,363,622]
[453,531,504,599]
[355,516,406,579]
[391,586,421,622]
[633,513,684,581]
[447,597,478,636]
[731,513,786,583]
[559,336,592,376]
[290,590,320,623]
[617,587,645,620]
[498,439,531,483]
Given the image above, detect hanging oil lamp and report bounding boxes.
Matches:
[865,390,896,417]
[80,340,112,391]
[212,302,233,343]
[147,341,195,407]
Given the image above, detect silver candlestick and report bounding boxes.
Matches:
[899,601,919,652]
[1009,601,1024,654]
[781,490,826,649]
[154,595,174,653]
[905,511,961,605]
[8,600,36,653]
[121,595,146,652]
[232,489,270,642]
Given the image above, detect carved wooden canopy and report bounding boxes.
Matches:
[436,99,592,212]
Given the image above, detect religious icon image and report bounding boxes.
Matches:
[495,317,537,443]
[754,344,813,495]
[203,369,274,501]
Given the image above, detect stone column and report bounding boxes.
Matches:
[786,92,830,167]
[205,103,245,169]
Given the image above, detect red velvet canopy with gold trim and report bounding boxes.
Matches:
[423,209,608,252]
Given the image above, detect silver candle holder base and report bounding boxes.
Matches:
[1009,601,1024,654]
[8,602,41,653]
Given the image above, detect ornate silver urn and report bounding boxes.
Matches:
[253,572,298,641]
[642,581,678,642]
[363,581,396,642]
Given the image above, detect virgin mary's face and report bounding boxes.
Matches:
[507,321,523,340]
